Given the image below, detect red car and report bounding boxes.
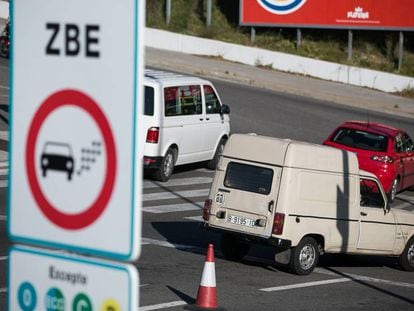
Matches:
[323,121,414,201]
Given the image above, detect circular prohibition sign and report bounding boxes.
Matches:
[26,89,117,230]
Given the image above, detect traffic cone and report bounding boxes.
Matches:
[186,244,224,310]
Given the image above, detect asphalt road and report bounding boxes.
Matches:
[0,55,414,310]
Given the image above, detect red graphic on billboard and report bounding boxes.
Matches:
[241,0,414,30]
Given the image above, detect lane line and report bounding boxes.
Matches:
[143,202,203,214]
[143,189,209,201]
[184,216,203,222]
[314,268,414,289]
[0,288,7,294]
[0,215,6,221]
[0,180,7,188]
[0,168,8,175]
[140,301,187,311]
[260,278,351,292]
[0,86,9,89]
[144,176,212,189]
[0,131,8,141]
[0,161,8,168]
[141,237,204,253]
[0,256,8,261]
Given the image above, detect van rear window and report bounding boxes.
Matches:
[224,162,273,195]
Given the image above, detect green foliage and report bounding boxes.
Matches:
[146,0,414,77]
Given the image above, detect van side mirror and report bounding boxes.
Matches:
[221,104,230,115]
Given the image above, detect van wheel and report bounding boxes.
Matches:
[154,148,176,182]
[206,138,226,170]
[289,237,319,275]
[399,237,414,271]
[221,234,250,262]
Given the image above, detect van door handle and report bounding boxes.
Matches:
[360,212,367,216]
[268,200,275,213]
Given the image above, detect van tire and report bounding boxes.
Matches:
[221,233,250,262]
[154,148,176,182]
[289,237,319,275]
[399,237,414,271]
[207,138,226,170]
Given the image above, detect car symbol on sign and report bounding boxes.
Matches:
[41,142,74,181]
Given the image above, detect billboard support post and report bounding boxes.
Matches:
[251,27,256,43]
[296,28,302,49]
[166,0,171,25]
[398,31,404,72]
[206,0,212,27]
[348,30,353,61]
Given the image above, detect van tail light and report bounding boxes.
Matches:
[146,127,159,143]
[272,213,285,235]
[203,199,212,221]
[370,155,393,164]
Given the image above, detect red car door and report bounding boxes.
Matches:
[401,133,414,188]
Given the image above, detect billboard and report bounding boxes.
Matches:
[240,0,414,30]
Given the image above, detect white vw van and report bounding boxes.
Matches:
[143,70,230,181]
[203,134,414,275]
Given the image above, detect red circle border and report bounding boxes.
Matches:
[26,89,117,230]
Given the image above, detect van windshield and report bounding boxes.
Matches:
[144,86,154,116]
[224,162,273,195]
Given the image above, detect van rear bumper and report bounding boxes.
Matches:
[143,156,163,169]
[203,223,291,250]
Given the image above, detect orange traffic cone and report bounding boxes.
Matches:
[186,244,224,310]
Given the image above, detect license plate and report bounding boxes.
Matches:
[227,214,255,227]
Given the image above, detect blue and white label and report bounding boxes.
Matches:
[257,0,307,15]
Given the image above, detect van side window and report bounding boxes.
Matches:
[360,179,384,208]
[164,85,202,116]
[204,85,222,114]
[224,162,273,195]
[144,86,154,116]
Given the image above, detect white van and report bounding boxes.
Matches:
[203,134,414,275]
[143,69,230,181]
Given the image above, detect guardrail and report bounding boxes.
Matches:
[145,27,414,93]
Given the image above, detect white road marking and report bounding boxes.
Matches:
[144,176,212,189]
[0,180,7,188]
[0,161,8,168]
[140,300,187,311]
[0,130,8,141]
[0,256,8,261]
[141,237,204,253]
[143,202,203,214]
[260,278,351,292]
[195,168,214,174]
[0,168,8,175]
[143,189,209,201]
[315,268,414,288]
[184,216,203,222]
[0,288,7,294]
[0,215,6,221]
[0,85,9,89]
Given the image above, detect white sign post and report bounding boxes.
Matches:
[8,246,138,311]
[8,0,143,260]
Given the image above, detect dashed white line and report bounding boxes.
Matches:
[140,300,187,311]
[260,278,351,292]
[0,180,7,188]
[0,288,7,294]
[143,189,209,201]
[0,215,6,221]
[143,202,203,214]
[144,176,212,189]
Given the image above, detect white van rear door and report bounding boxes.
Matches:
[208,158,282,238]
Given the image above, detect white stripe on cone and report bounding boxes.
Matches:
[200,262,216,287]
